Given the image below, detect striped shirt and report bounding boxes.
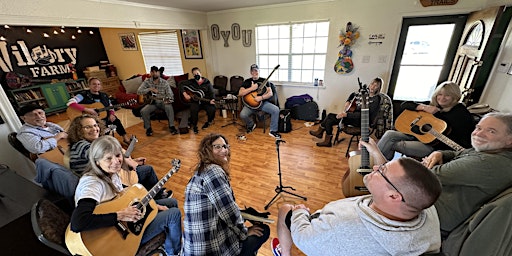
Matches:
[69,139,91,175]
[182,164,247,256]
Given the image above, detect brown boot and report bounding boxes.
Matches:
[316,135,332,147]
[309,126,325,138]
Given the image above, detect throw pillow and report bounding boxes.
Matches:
[167,76,176,88]
[122,76,143,94]
[173,73,189,85]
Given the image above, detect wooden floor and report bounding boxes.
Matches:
[48,109,356,256]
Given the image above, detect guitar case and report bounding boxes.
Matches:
[290,101,319,121]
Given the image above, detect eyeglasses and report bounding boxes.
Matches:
[212,144,230,150]
[376,164,406,203]
[82,124,99,130]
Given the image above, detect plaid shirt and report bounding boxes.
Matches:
[182,164,247,256]
[137,77,174,101]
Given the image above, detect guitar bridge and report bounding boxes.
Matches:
[354,186,369,192]
[115,222,129,239]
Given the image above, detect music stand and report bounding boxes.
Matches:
[222,97,244,128]
[264,139,307,210]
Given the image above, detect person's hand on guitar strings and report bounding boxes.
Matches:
[116,205,143,222]
[417,103,440,114]
[336,112,347,119]
[421,151,443,168]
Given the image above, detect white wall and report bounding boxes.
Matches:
[206,0,511,113]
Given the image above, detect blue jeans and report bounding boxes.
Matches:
[377,130,435,160]
[240,224,270,256]
[34,158,79,201]
[240,101,280,132]
[141,201,182,255]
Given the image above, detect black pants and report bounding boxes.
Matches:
[189,102,216,127]
[320,113,360,135]
[104,116,127,136]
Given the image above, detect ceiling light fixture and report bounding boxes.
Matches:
[43,33,50,38]
[0,36,6,41]
[53,30,59,35]
[71,35,76,40]
[26,28,32,33]
[77,28,82,33]
[61,28,65,33]
[89,30,94,35]
[4,25,9,29]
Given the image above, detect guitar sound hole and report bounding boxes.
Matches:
[421,124,432,133]
[411,125,424,135]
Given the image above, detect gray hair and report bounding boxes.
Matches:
[482,112,512,135]
[84,136,123,193]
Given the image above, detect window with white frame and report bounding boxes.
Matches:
[138,31,184,75]
[256,21,329,84]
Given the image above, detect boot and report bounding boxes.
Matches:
[316,135,332,147]
[309,126,325,138]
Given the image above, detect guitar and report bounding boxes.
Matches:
[65,159,181,256]
[395,109,464,151]
[242,64,280,109]
[120,135,139,186]
[138,92,174,105]
[342,80,373,197]
[66,99,137,120]
[181,85,213,104]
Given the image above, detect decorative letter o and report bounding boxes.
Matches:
[211,24,220,40]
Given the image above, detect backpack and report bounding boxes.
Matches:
[285,94,313,109]
[278,109,292,133]
[290,101,319,121]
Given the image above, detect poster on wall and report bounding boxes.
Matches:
[119,33,138,51]
[181,30,203,59]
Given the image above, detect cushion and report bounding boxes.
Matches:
[173,73,189,85]
[122,76,143,94]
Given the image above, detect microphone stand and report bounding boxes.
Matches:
[221,97,244,128]
[264,138,307,210]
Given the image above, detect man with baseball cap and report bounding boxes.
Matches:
[238,64,281,138]
[16,104,68,154]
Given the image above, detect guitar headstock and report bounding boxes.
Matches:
[170,159,181,174]
[356,78,369,109]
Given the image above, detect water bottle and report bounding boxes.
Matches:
[314,78,318,86]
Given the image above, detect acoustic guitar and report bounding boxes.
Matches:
[65,159,181,256]
[242,64,280,109]
[181,85,213,104]
[395,109,464,151]
[66,99,137,120]
[342,81,373,197]
[138,92,174,105]
[120,135,139,186]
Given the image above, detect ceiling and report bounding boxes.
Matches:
[103,0,305,12]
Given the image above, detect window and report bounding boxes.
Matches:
[138,31,184,75]
[389,15,466,101]
[256,21,329,84]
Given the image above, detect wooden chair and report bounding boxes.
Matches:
[8,132,37,162]
[31,199,166,256]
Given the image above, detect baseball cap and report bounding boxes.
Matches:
[19,104,44,116]
[250,64,259,71]
[150,66,159,72]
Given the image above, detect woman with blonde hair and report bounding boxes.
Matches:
[377,81,474,160]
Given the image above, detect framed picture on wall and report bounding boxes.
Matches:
[119,33,138,51]
[181,30,203,59]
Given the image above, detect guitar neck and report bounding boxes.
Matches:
[257,65,280,91]
[428,129,465,151]
[140,159,181,207]
[360,109,371,168]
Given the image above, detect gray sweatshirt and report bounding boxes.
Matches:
[291,195,441,256]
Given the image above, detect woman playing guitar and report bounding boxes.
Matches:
[377,81,474,160]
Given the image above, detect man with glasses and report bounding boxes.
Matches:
[273,156,442,256]
[17,104,68,154]
[364,112,512,238]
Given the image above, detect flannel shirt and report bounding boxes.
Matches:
[182,164,247,256]
[17,122,65,154]
[137,77,174,101]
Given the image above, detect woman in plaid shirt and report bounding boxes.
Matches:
[182,133,270,255]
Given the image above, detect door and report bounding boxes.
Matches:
[41,83,70,113]
[448,6,510,105]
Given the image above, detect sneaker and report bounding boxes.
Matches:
[169,126,178,135]
[193,126,199,134]
[201,122,211,129]
[269,131,281,139]
[270,237,281,256]
[246,123,257,133]
[146,128,153,136]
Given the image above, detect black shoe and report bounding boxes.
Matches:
[202,122,211,129]
[169,126,178,135]
[193,126,199,134]
[246,123,257,133]
[269,131,281,139]
[146,128,153,136]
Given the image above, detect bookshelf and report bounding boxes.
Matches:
[7,79,87,115]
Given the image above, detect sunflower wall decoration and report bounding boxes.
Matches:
[334,22,360,74]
